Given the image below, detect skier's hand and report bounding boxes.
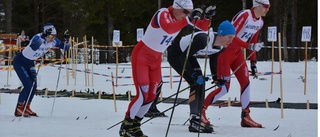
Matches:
[64,30,70,40]
[188,8,203,21]
[211,79,227,87]
[250,61,258,79]
[30,67,37,79]
[204,5,216,18]
[249,42,264,52]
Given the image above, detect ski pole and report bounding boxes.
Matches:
[155,83,196,105]
[165,18,199,137]
[106,84,196,130]
[51,30,69,117]
[165,50,257,125]
[18,60,42,121]
[197,16,212,136]
[142,84,217,125]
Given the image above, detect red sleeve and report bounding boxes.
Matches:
[192,19,209,31]
[231,11,250,49]
[231,37,250,48]
[158,10,189,34]
[232,11,248,35]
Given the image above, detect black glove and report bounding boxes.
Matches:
[30,67,37,79]
[64,30,70,40]
[204,5,216,18]
[211,79,227,88]
[250,61,258,79]
[188,8,203,21]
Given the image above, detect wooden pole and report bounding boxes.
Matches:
[278,33,284,119]
[66,46,69,86]
[265,99,269,108]
[91,36,94,87]
[111,72,117,112]
[116,44,119,87]
[128,90,131,101]
[160,91,163,102]
[45,88,48,97]
[9,37,12,77]
[227,97,231,107]
[74,37,78,86]
[306,100,310,109]
[304,42,308,95]
[72,90,75,97]
[98,91,101,99]
[6,44,11,86]
[83,36,87,87]
[70,37,74,79]
[84,35,90,86]
[270,41,274,94]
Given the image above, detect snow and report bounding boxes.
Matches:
[0,59,318,137]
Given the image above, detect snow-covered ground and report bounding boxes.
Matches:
[0,59,318,137]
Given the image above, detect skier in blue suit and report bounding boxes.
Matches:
[13,23,70,117]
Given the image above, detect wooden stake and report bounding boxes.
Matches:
[45,88,48,96]
[74,37,78,86]
[270,41,274,94]
[278,32,284,119]
[66,48,69,86]
[98,91,101,99]
[72,90,75,97]
[128,90,131,101]
[116,44,119,87]
[265,99,269,108]
[227,97,231,107]
[160,91,163,102]
[306,100,310,109]
[304,42,308,95]
[111,72,117,112]
[91,36,94,87]
[84,36,88,87]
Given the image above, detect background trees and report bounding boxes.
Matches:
[0,0,317,61]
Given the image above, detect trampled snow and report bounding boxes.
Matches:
[0,59,318,137]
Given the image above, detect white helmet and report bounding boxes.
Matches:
[173,0,193,10]
[42,23,57,37]
[252,0,270,7]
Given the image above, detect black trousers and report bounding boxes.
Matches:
[166,33,208,115]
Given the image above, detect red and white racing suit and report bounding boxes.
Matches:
[204,9,264,110]
[125,6,209,119]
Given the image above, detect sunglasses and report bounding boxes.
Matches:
[183,9,191,15]
[255,1,270,9]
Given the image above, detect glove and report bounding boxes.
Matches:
[64,30,70,40]
[211,79,227,88]
[250,61,258,79]
[196,76,205,85]
[191,72,208,85]
[30,67,37,79]
[188,8,203,21]
[204,5,216,18]
[249,42,263,52]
